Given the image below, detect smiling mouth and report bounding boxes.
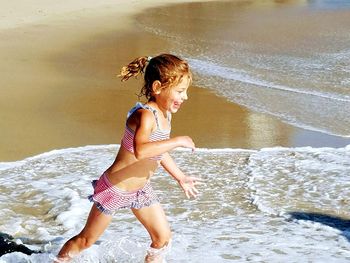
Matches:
[174,102,181,108]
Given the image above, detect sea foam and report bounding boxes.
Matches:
[1,144,349,262]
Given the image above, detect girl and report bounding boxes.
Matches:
[56,54,201,262]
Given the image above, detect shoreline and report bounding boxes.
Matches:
[1,0,349,162]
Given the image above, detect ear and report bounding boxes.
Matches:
[152,80,162,95]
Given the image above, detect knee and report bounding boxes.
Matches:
[80,236,96,249]
[151,231,172,249]
[70,235,96,250]
[57,233,97,261]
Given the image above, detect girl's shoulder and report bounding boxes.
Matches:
[126,102,171,131]
[126,103,156,130]
[127,102,145,118]
[127,102,160,116]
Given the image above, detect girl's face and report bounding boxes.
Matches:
[156,76,190,114]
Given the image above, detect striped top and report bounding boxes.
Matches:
[121,103,171,161]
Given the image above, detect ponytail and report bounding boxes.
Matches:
[118,56,149,82]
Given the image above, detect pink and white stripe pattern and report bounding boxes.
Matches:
[121,103,171,161]
[88,173,159,214]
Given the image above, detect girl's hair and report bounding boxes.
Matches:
[119,54,192,100]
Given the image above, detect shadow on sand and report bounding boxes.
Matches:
[288,212,350,242]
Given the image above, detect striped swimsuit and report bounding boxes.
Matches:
[88,173,159,214]
[121,102,171,160]
[88,103,171,214]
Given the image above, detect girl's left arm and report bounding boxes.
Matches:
[161,152,200,198]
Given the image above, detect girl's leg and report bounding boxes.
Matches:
[132,204,172,262]
[56,204,112,262]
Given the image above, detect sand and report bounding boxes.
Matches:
[0,0,218,161]
[1,0,348,162]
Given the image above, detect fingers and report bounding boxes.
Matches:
[185,186,199,199]
[188,142,195,152]
[185,187,193,199]
[178,136,195,151]
[188,177,206,185]
[188,176,206,181]
[182,176,204,199]
[193,181,205,187]
[187,136,195,151]
[186,189,195,199]
[190,140,196,152]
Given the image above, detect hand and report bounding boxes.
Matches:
[176,136,196,152]
[178,176,203,199]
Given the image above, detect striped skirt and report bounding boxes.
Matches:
[88,173,159,215]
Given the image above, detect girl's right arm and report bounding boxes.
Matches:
[133,109,195,160]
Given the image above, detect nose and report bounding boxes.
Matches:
[182,92,188,101]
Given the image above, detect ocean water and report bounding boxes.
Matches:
[138,0,350,138]
[0,144,350,262]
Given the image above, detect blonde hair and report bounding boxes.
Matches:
[119,54,192,100]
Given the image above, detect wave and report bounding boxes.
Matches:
[247,145,350,218]
[1,143,350,166]
[188,58,350,103]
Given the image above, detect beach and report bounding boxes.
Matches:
[2,0,349,162]
[1,0,350,262]
[0,0,232,161]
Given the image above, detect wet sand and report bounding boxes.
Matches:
[1,0,349,162]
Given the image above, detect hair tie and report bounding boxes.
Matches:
[147,56,152,63]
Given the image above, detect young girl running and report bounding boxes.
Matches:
[56,54,201,262]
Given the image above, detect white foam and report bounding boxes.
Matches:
[1,144,350,262]
[247,146,350,218]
